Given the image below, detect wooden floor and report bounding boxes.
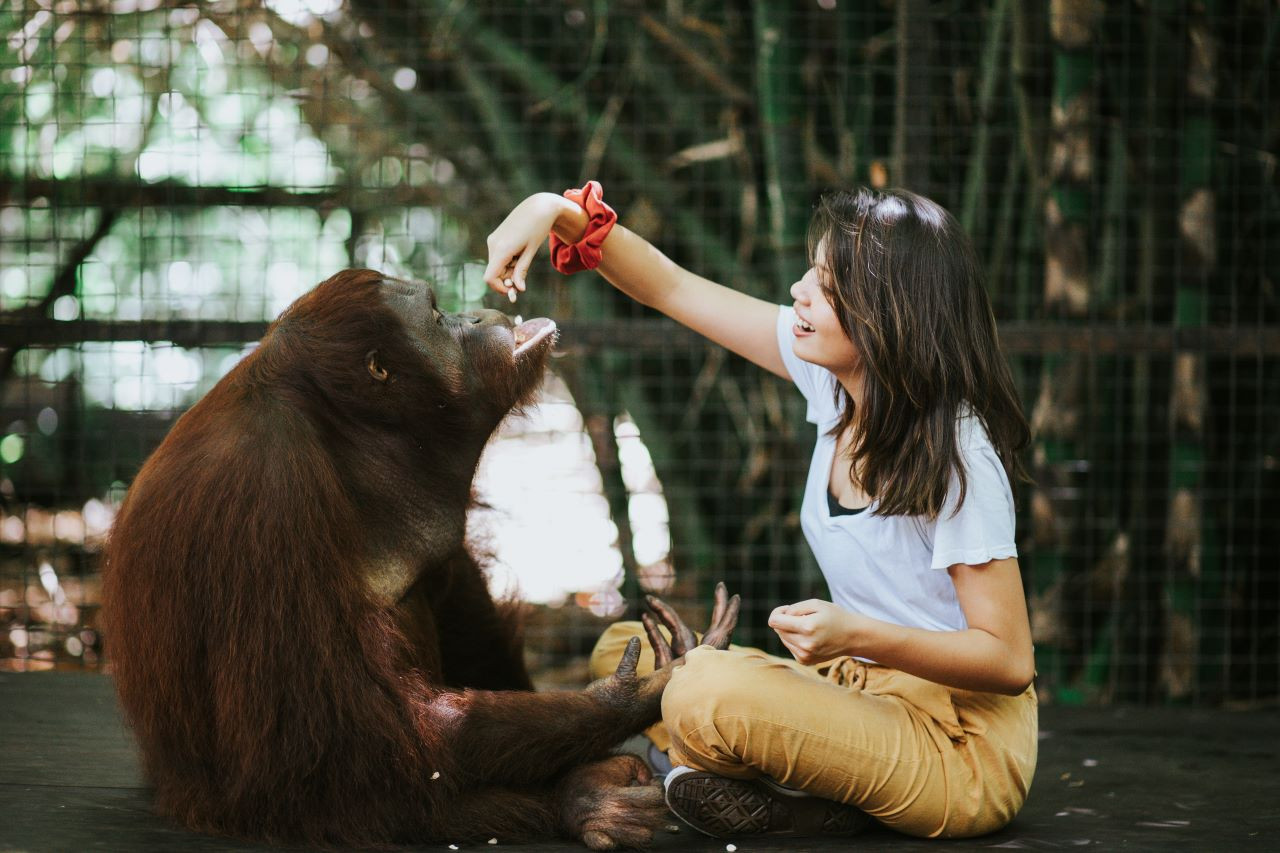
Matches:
[1,672,1277,852]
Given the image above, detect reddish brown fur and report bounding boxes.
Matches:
[101,269,664,847]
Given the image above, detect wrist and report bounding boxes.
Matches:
[839,608,871,656]
[550,194,589,244]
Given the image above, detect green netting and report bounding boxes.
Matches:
[1,1,1276,705]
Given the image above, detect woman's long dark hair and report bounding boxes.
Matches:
[809,187,1031,519]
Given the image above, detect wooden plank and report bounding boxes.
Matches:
[1,673,1276,851]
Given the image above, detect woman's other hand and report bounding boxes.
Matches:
[768,599,862,665]
[484,192,584,300]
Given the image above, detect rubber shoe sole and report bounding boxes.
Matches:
[663,766,874,838]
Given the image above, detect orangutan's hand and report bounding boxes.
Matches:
[641,582,740,668]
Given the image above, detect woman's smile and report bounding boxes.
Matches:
[789,263,858,374]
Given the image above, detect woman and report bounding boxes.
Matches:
[484,184,1037,840]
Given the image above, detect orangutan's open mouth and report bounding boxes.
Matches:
[512,317,557,359]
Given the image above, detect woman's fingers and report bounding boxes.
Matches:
[482,234,512,292]
[484,248,521,298]
[483,239,540,302]
[512,241,539,293]
[768,609,808,633]
[788,599,824,615]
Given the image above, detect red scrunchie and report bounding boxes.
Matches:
[548,180,617,274]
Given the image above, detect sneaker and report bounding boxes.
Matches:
[663,765,874,838]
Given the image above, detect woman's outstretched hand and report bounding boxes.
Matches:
[484,192,576,301]
[641,582,741,668]
[768,599,864,665]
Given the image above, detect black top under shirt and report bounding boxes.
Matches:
[827,490,869,517]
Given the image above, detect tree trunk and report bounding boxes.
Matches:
[1165,0,1218,702]
[1029,0,1102,702]
[893,0,935,195]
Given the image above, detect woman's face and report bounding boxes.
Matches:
[788,246,861,384]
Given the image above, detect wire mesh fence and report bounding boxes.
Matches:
[1,1,1276,705]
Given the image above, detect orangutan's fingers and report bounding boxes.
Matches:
[640,613,672,669]
[703,593,741,650]
[708,581,728,629]
[614,636,641,680]
[644,595,697,657]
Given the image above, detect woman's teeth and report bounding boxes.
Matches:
[796,319,815,332]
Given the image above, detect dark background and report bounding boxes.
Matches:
[1,0,1276,707]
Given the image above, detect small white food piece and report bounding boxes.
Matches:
[507,287,518,303]
[430,770,441,780]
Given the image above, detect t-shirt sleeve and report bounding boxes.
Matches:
[930,442,1018,570]
[776,305,837,425]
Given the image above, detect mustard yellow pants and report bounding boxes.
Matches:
[590,621,1038,839]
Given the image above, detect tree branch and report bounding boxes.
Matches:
[1,208,119,389]
[1,176,443,212]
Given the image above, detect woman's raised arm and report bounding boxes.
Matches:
[484,192,789,380]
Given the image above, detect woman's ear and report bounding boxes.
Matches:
[366,350,389,382]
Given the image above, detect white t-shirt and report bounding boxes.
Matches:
[776,305,1018,634]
